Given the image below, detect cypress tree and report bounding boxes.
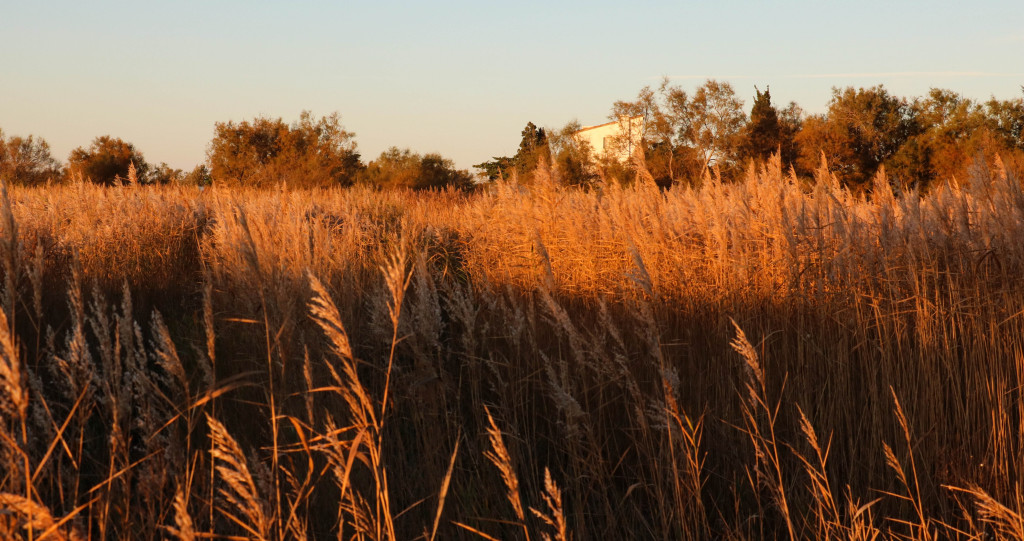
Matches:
[742,86,782,164]
[516,122,549,174]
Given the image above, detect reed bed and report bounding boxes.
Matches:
[1,155,1023,539]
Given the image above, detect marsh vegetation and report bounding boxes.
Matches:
[1,151,1024,539]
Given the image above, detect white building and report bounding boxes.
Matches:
[574,115,644,162]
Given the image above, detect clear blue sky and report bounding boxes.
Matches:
[2,1,1022,171]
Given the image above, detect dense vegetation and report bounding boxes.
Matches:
[480,82,1024,190]
[2,111,475,191]
[3,83,1022,192]
[0,150,1024,539]
[1,82,1023,539]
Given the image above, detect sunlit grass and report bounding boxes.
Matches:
[1,155,1023,539]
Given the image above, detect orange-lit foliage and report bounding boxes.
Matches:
[207,111,362,188]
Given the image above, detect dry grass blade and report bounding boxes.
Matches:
[730,319,795,540]
[323,427,367,507]
[151,310,189,396]
[0,183,20,320]
[882,388,933,541]
[0,307,26,420]
[846,492,884,541]
[429,438,460,541]
[483,407,529,540]
[308,274,377,428]
[307,274,353,361]
[451,520,503,541]
[202,277,216,370]
[0,493,56,535]
[950,485,1024,540]
[206,414,269,541]
[309,271,396,540]
[0,492,91,540]
[30,384,90,485]
[530,468,569,541]
[126,161,139,187]
[165,485,197,541]
[791,405,841,536]
[379,240,412,426]
[729,318,763,392]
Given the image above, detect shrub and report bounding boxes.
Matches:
[360,146,474,190]
[67,135,147,185]
[0,129,62,186]
[207,111,361,188]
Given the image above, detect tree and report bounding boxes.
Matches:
[361,147,421,188]
[682,80,747,179]
[615,79,747,183]
[361,147,474,190]
[777,102,804,170]
[887,88,990,187]
[986,89,1024,152]
[474,121,551,181]
[0,129,62,186]
[418,153,475,190]
[983,89,1024,172]
[795,85,919,188]
[149,162,186,185]
[547,121,599,188]
[611,79,694,185]
[67,136,147,185]
[516,121,550,173]
[740,86,796,169]
[182,165,212,187]
[740,86,780,163]
[473,156,516,181]
[207,111,361,187]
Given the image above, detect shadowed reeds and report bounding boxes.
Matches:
[0,156,1022,539]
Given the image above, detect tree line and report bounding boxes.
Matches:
[4,82,1022,191]
[478,80,1024,191]
[0,111,473,190]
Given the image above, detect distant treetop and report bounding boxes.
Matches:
[207,111,362,188]
[67,136,148,186]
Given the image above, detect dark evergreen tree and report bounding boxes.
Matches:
[515,121,550,174]
[741,86,782,164]
[473,156,516,181]
[474,121,550,181]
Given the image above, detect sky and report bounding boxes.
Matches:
[1,1,1022,172]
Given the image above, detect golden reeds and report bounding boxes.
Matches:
[0,157,1020,539]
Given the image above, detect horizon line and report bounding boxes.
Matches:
[664,71,1024,80]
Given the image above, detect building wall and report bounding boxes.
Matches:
[574,116,644,162]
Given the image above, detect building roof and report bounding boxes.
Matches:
[576,119,620,132]
[576,115,643,133]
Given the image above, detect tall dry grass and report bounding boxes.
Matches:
[0,154,1023,539]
